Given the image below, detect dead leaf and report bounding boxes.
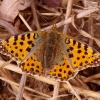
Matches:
[0,20,19,35]
[0,0,32,22]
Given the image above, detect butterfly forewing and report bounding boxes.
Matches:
[59,34,100,71]
[0,31,46,63]
[19,39,45,75]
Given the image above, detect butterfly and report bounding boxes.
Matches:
[0,27,100,81]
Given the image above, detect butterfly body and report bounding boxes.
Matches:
[0,27,100,81]
[43,29,58,70]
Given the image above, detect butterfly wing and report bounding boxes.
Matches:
[19,40,45,75]
[1,26,100,81]
[19,53,43,75]
[0,31,46,63]
[59,34,100,71]
[46,30,100,81]
[47,51,76,81]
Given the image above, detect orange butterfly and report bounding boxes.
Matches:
[0,27,100,81]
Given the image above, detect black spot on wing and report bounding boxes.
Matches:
[69,54,74,58]
[15,53,18,57]
[64,70,66,73]
[67,65,69,68]
[69,47,74,51]
[77,57,80,60]
[14,36,18,41]
[11,50,14,53]
[26,47,31,52]
[22,54,24,57]
[59,69,62,72]
[36,70,39,72]
[82,56,85,58]
[84,52,88,55]
[7,44,9,46]
[20,42,24,45]
[85,61,88,64]
[73,40,76,46]
[68,71,72,75]
[31,63,34,66]
[27,63,29,66]
[63,63,65,66]
[67,49,70,52]
[84,45,88,51]
[19,49,23,52]
[21,35,25,41]
[80,62,83,66]
[31,43,34,47]
[58,73,61,77]
[77,42,81,48]
[13,42,17,45]
[15,46,18,49]
[28,41,32,44]
[54,69,56,72]
[77,50,82,53]
[36,66,39,68]
[27,34,30,39]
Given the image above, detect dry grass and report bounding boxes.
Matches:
[0,0,100,100]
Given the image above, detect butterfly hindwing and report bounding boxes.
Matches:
[20,53,43,75]
[47,51,76,81]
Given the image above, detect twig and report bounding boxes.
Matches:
[42,8,99,31]
[88,14,94,46]
[31,0,40,29]
[19,13,33,31]
[16,72,27,100]
[66,81,81,100]
[52,81,60,100]
[63,0,73,34]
